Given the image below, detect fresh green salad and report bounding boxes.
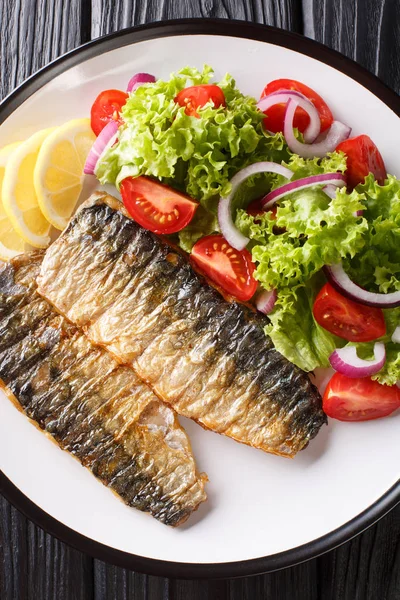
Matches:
[86,65,400,422]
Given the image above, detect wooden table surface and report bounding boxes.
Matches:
[1,1,400,598]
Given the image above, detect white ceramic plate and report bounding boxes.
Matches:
[1,20,399,578]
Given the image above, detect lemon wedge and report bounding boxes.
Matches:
[34,118,95,231]
[0,142,29,260]
[2,129,55,248]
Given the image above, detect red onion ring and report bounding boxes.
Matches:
[325,263,400,308]
[284,98,351,159]
[329,342,386,378]
[322,184,337,199]
[257,90,321,143]
[84,120,119,175]
[261,172,346,209]
[256,288,277,314]
[127,72,156,93]
[217,162,293,251]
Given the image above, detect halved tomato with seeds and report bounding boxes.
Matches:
[120,176,198,234]
[191,234,257,302]
[90,89,128,136]
[313,283,386,342]
[175,85,226,117]
[336,135,387,189]
[323,373,400,421]
[260,79,333,135]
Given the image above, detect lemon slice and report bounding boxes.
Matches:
[0,142,31,260]
[2,129,55,248]
[34,118,95,231]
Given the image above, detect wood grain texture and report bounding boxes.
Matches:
[93,563,171,600]
[0,0,90,102]
[1,0,400,599]
[91,0,303,38]
[302,0,400,93]
[317,506,400,600]
[0,495,93,600]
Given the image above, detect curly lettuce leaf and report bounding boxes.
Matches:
[373,343,400,386]
[265,273,342,371]
[236,186,367,289]
[96,66,289,213]
[344,174,400,293]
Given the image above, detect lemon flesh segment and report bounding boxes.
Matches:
[2,129,55,248]
[34,119,96,231]
[0,142,30,260]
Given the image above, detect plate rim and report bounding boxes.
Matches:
[1,18,399,579]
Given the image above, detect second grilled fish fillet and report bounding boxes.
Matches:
[38,193,327,458]
[0,253,207,526]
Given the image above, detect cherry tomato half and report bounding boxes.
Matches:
[175,85,226,117]
[90,89,129,136]
[121,176,198,235]
[323,373,400,421]
[191,234,257,302]
[336,134,387,189]
[260,79,334,135]
[313,283,386,342]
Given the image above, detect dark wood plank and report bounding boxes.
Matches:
[316,506,400,600]
[226,561,318,600]
[91,0,303,39]
[0,0,90,101]
[93,564,172,600]
[0,495,93,600]
[302,0,400,93]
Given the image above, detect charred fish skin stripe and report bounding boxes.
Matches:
[0,254,206,526]
[38,194,326,458]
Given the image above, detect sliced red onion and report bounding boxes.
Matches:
[257,90,320,143]
[84,120,119,175]
[261,172,346,209]
[325,263,400,308]
[392,326,400,344]
[218,162,293,250]
[256,288,277,315]
[329,342,385,378]
[284,98,351,159]
[218,197,249,250]
[323,184,337,199]
[127,72,156,93]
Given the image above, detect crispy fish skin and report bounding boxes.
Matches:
[0,253,207,526]
[38,193,327,458]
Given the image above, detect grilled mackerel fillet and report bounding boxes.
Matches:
[0,253,207,526]
[38,193,326,458]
